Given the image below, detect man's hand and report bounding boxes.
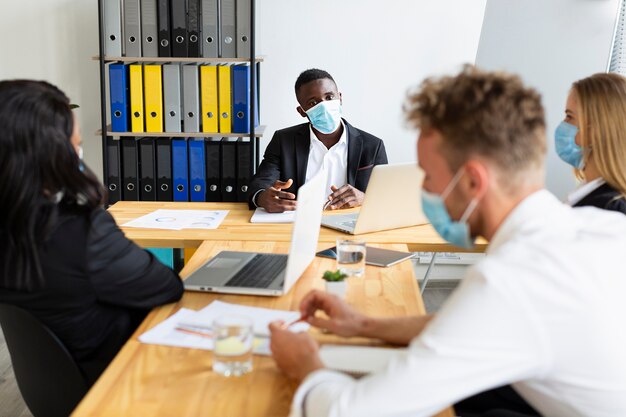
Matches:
[299,290,367,337]
[257,179,297,213]
[269,321,324,382]
[325,185,365,210]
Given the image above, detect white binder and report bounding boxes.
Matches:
[103,0,122,57]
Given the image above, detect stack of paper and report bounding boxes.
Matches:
[122,209,229,230]
[138,301,309,355]
[249,208,295,223]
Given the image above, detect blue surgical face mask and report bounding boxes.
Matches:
[555,121,584,169]
[305,99,342,134]
[77,146,85,172]
[420,170,480,249]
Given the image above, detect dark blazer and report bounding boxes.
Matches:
[0,205,184,384]
[574,182,626,215]
[248,119,388,208]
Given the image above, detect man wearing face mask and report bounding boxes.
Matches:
[248,68,387,212]
[268,66,626,417]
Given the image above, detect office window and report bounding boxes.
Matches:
[610,0,626,74]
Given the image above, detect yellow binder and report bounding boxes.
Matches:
[144,65,163,133]
[129,64,144,132]
[200,65,219,133]
[218,64,232,133]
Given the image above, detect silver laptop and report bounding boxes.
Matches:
[321,163,427,234]
[184,169,327,296]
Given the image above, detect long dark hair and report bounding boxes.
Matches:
[0,80,106,291]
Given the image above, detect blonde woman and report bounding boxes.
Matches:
[555,73,626,214]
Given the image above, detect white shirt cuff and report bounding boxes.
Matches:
[289,369,355,417]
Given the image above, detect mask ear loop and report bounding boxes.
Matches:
[440,168,466,201]
[460,197,480,223]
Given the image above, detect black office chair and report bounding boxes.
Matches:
[0,303,89,417]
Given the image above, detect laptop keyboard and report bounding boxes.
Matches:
[224,254,288,288]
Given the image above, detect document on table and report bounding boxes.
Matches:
[250,208,295,223]
[122,209,228,230]
[319,345,407,376]
[138,301,310,355]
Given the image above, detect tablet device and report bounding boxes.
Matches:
[316,246,414,267]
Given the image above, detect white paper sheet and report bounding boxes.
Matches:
[122,209,229,230]
[250,208,296,223]
[138,302,310,355]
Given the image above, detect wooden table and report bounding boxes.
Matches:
[108,201,487,253]
[71,241,454,417]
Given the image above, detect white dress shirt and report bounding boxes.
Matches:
[290,190,626,417]
[305,121,348,201]
[567,177,606,206]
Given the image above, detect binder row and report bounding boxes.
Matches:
[103,0,251,58]
[110,62,258,134]
[105,136,252,204]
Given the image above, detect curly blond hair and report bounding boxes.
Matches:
[405,65,546,187]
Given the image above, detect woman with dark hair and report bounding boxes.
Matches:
[0,80,184,384]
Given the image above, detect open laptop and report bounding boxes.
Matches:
[321,163,427,234]
[184,169,327,296]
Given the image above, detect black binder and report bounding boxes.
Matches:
[220,137,237,202]
[170,0,188,57]
[205,137,221,202]
[105,136,121,205]
[139,138,157,201]
[121,137,139,201]
[186,0,201,57]
[236,138,251,202]
[156,137,173,201]
[157,0,171,57]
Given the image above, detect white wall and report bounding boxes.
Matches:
[0,0,103,178]
[0,0,486,182]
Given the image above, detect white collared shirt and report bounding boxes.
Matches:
[305,121,348,200]
[290,190,626,417]
[567,177,606,206]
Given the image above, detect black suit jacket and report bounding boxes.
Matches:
[574,182,626,215]
[248,119,388,208]
[0,205,184,384]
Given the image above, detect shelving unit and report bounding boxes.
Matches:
[96,0,261,206]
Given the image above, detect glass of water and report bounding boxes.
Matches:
[336,239,367,277]
[212,315,253,377]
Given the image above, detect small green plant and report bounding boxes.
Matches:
[69,104,79,109]
[322,270,347,282]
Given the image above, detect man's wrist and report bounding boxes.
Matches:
[296,357,325,383]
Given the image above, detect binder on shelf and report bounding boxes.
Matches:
[172,138,189,201]
[170,0,188,57]
[163,64,182,133]
[232,64,259,133]
[129,64,144,132]
[144,64,164,132]
[220,137,237,202]
[156,137,173,201]
[201,0,218,58]
[236,137,251,202]
[141,0,158,57]
[106,137,122,205]
[200,65,218,133]
[121,137,139,201]
[205,137,221,202]
[186,0,201,57]
[188,138,207,202]
[219,0,236,58]
[103,0,122,57]
[218,64,232,133]
[123,0,142,57]
[236,0,250,58]
[182,64,200,133]
[109,63,129,132]
[139,138,157,201]
[157,0,171,57]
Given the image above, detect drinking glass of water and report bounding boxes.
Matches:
[212,315,253,377]
[336,239,367,277]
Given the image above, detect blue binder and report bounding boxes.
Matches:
[232,64,259,134]
[172,138,189,201]
[188,138,206,201]
[109,64,129,132]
